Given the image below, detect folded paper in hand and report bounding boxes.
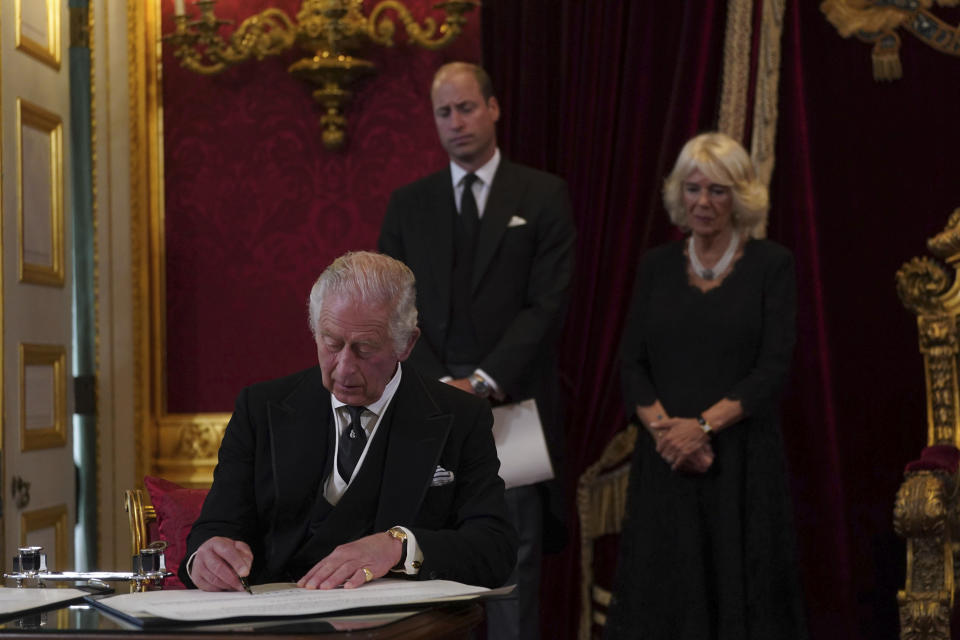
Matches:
[491,399,554,489]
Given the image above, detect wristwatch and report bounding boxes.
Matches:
[386,527,409,571]
[697,415,713,435]
[469,373,491,399]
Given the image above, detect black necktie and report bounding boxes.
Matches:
[460,173,480,237]
[337,405,367,481]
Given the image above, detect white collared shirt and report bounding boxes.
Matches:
[450,148,501,218]
[325,363,421,575]
[325,362,403,504]
[445,149,503,395]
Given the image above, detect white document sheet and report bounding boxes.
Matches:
[491,399,555,489]
[0,587,88,616]
[95,579,491,622]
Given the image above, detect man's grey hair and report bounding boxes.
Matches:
[307,251,418,355]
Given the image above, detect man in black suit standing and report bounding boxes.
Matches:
[379,62,575,640]
[180,251,516,592]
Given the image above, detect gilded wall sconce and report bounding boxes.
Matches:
[164,0,479,150]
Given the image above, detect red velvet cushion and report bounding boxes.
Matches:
[904,444,960,474]
[143,476,208,589]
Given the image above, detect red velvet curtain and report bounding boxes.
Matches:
[486,2,960,639]
[483,3,730,638]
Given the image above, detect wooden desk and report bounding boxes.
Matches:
[0,600,484,639]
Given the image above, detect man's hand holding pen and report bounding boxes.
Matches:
[191,536,254,592]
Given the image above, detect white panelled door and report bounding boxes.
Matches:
[1,0,76,571]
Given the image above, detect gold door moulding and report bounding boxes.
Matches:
[19,344,67,451]
[15,0,61,70]
[20,504,69,572]
[17,98,65,288]
[821,0,960,81]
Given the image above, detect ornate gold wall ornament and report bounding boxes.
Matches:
[821,0,960,81]
[154,413,231,486]
[174,421,225,459]
[163,0,479,150]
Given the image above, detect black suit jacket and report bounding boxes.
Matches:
[379,159,575,544]
[180,366,517,589]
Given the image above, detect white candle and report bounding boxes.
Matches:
[174,0,185,16]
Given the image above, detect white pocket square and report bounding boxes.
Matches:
[507,216,527,228]
[431,466,455,487]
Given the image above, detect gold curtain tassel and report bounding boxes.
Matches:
[872,34,903,81]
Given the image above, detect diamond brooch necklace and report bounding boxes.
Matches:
[688,231,739,281]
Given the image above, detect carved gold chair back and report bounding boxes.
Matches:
[576,424,637,640]
[894,207,960,640]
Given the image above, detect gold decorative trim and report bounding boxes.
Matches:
[88,0,103,572]
[128,1,231,488]
[19,343,67,451]
[717,0,787,240]
[898,209,960,447]
[927,208,960,264]
[821,0,960,82]
[20,504,69,571]
[130,0,164,487]
[15,0,61,70]
[718,0,753,145]
[893,469,959,640]
[123,488,156,556]
[749,0,787,238]
[69,6,89,49]
[0,8,5,562]
[919,316,960,445]
[155,413,230,486]
[576,425,637,640]
[897,258,950,317]
[17,98,64,287]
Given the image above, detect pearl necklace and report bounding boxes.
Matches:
[688,232,739,281]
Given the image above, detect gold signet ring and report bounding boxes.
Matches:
[362,567,373,583]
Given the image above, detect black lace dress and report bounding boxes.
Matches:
[605,239,807,640]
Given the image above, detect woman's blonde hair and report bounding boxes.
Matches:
[662,132,768,237]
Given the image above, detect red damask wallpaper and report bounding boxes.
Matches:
[161,0,479,412]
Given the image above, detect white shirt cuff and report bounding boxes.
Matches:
[389,526,422,576]
[473,368,501,396]
[184,549,199,582]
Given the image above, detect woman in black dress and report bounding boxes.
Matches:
[605,132,807,639]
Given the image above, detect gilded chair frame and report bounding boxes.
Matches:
[895,207,960,639]
[576,424,637,640]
